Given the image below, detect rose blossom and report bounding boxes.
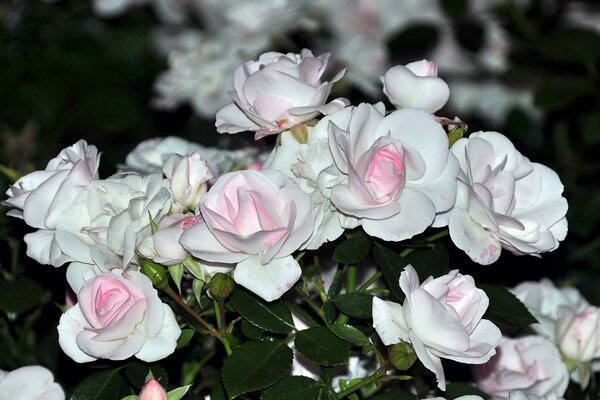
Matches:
[440,131,568,265]
[328,103,459,241]
[3,140,100,266]
[139,379,168,400]
[57,270,181,363]
[53,173,172,272]
[0,365,65,400]
[557,305,600,364]
[512,279,588,339]
[162,152,213,212]
[180,169,315,301]
[138,213,199,266]
[264,106,356,250]
[381,60,450,113]
[215,49,349,139]
[372,266,501,390]
[472,336,569,399]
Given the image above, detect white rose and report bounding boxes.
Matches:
[372,266,501,390]
[216,49,348,139]
[382,60,450,113]
[162,152,213,212]
[328,103,459,241]
[442,131,568,265]
[0,365,65,400]
[4,140,100,266]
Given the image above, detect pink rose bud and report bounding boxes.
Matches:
[139,379,168,400]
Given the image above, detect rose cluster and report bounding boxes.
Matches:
[3,48,580,399]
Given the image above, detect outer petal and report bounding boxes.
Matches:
[449,208,502,265]
[57,305,97,363]
[362,189,435,241]
[409,331,447,390]
[215,102,258,134]
[136,304,181,362]
[372,297,409,345]
[179,221,248,263]
[233,254,301,301]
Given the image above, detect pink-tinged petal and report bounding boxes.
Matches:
[328,121,351,174]
[377,108,449,183]
[372,297,409,345]
[406,289,471,353]
[361,189,435,241]
[91,300,145,341]
[57,305,97,363]
[76,330,144,360]
[449,208,502,265]
[233,255,301,301]
[179,222,248,264]
[438,319,501,364]
[409,331,447,390]
[349,103,386,160]
[215,102,258,134]
[331,183,401,219]
[133,270,166,338]
[66,262,98,294]
[382,64,449,113]
[136,304,180,362]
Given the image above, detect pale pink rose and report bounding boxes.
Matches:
[512,279,588,339]
[0,366,65,400]
[328,103,459,242]
[139,379,168,400]
[138,213,200,266]
[57,270,181,363]
[381,60,450,113]
[162,152,214,212]
[473,336,569,399]
[372,266,501,390]
[215,49,349,139]
[3,140,100,266]
[180,169,315,301]
[441,132,568,265]
[557,306,600,364]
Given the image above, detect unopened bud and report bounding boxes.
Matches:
[389,341,417,370]
[139,257,169,290]
[208,273,235,301]
[139,379,167,400]
[290,123,309,144]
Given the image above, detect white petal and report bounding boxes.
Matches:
[136,304,181,362]
[372,297,409,345]
[449,208,502,265]
[57,305,97,363]
[233,255,301,301]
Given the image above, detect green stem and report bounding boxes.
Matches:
[213,299,223,331]
[336,370,383,399]
[164,287,220,337]
[358,272,382,292]
[335,265,357,325]
[400,229,449,257]
[295,287,327,323]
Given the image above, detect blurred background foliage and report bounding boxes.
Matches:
[0,0,598,395]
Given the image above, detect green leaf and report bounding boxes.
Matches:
[230,289,294,334]
[192,278,204,307]
[373,243,406,301]
[328,324,371,346]
[317,387,338,400]
[404,243,450,281]
[295,326,351,366]
[326,268,343,299]
[0,276,44,315]
[372,389,417,400]
[333,293,373,319]
[124,362,168,390]
[167,385,192,400]
[261,376,321,400]
[70,369,122,400]
[333,233,371,264]
[176,329,195,349]
[241,319,265,339]
[222,340,293,399]
[120,396,138,400]
[480,283,538,327]
[169,263,184,295]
